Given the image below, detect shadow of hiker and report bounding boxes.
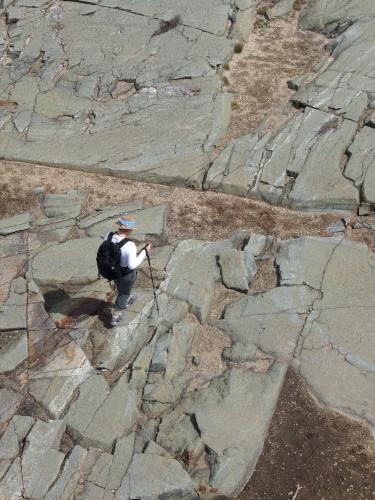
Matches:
[43,289,111,328]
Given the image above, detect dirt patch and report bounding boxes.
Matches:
[249,258,278,293]
[185,322,231,392]
[224,11,329,140]
[239,368,375,499]
[16,394,51,422]
[0,161,342,244]
[209,282,244,321]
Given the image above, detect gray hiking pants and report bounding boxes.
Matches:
[114,269,137,310]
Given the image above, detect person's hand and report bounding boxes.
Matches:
[145,242,152,253]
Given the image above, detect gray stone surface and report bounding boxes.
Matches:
[106,432,135,491]
[77,200,143,229]
[0,457,23,500]
[345,126,375,203]
[65,374,110,441]
[205,107,360,209]
[295,239,375,426]
[0,389,22,435]
[97,288,154,371]
[48,445,88,500]
[0,0,244,188]
[87,205,168,244]
[0,233,27,258]
[0,213,31,235]
[144,317,195,404]
[218,248,256,292]
[300,0,375,32]
[116,453,195,499]
[32,237,101,287]
[87,451,113,488]
[81,372,138,452]
[244,233,268,257]
[22,419,66,499]
[217,285,319,366]
[266,0,294,19]
[276,236,340,289]
[0,415,34,460]
[164,240,232,321]
[0,276,27,331]
[29,332,94,418]
[0,331,28,373]
[43,190,87,219]
[172,363,287,497]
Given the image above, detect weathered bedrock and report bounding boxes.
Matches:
[1,189,375,497]
[0,0,258,187]
[0,0,374,210]
[204,0,375,210]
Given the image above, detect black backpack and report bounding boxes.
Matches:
[96,233,129,280]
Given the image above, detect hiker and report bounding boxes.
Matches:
[102,216,151,326]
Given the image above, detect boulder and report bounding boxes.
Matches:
[345,126,375,203]
[165,240,232,322]
[0,277,27,331]
[21,420,66,499]
[81,373,140,452]
[29,332,94,418]
[77,200,143,229]
[0,389,23,435]
[97,288,154,371]
[276,236,340,289]
[31,237,101,287]
[243,233,268,257]
[0,331,28,374]
[106,432,135,491]
[64,374,110,441]
[266,0,294,18]
[116,453,195,499]
[42,190,87,219]
[0,213,30,235]
[48,445,88,500]
[218,248,256,292]
[0,458,23,500]
[0,415,34,460]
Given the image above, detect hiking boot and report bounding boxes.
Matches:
[110,313,123,326]
[128,295,136,306]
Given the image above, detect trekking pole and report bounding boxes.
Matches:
[145,246,160,315]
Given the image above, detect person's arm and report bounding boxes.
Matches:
[126,242,147,270]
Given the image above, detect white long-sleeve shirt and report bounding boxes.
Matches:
[104,233,146,269]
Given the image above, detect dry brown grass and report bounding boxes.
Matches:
[0,160,342,242]
[224,11,329,140]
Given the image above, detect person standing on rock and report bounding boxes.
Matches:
[102,216,152,326]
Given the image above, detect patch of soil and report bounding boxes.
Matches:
[185,321,231,392]
[239,368,375,500]
[225,11,329,139]
[209,282,244,321]
[16,394,51,422]
[249,258,278,293]
[0,161,340,242]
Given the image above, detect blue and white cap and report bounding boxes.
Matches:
[116,216,136,229]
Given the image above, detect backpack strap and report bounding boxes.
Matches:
[108,232,115,242]
[118,237,130,248]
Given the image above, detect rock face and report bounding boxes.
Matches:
[203,1,375,210]
[2,0,375,495]
[0,0,259,188]
[1,191,375,498]
[32,237,101,288]
[205,107,360,209]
